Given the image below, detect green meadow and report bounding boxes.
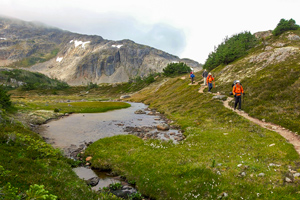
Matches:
[84,76,300,199]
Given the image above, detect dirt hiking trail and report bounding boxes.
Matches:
[198,85,300,155]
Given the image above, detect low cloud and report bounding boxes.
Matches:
[60,13,186,56]
[0,4,186,57]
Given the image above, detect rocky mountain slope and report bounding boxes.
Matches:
[0,16,201,85]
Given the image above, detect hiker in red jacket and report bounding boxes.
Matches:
[206,73,214,92]
[232,80,244,110]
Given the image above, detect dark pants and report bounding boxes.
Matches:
[191,77,194,84]
[234,95,242,110]
[208,83,213,91]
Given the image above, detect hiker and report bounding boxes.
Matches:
[206,72,214,92]
[202,69,208,85]
[190,71,195,84]
[232,80,244,110]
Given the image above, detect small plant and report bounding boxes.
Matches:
[87,82,98,90]
[54,108,59,113]
[0,182,22,200]
[25,184,57,200]
[128,180,136,186]
[128,192,143,200]
[211,159,216,168]
[109,182,123,190]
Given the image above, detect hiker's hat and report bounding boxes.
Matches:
[236,80,240,83]
[209,72,211,75]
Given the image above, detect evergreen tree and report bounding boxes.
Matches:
[273,18,300,36]
[203,31,258,71]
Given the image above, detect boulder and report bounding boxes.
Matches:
[157,123,170,131]
[120,95,131,99]
[110,186,137,198]
[85,177,99,186]
[134,109,146,114]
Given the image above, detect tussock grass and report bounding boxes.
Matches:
[85,76,300,199]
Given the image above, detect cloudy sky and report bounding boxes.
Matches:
[1,0,300,63]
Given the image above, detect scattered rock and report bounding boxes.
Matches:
[120,95,131,99]
[134,109,146,114]
[269,163,281,167]
[237,164,242,167]
[285,177,293,183]
[116,123,124,126]
[293,173,300,177]
[258,173,265,177]
[240,172,246,177]
[85,177,99,186]
[217,192,228,199]
[212,95,227,101]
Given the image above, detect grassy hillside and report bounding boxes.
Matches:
[84,74,300,199]
[211,30,300,133]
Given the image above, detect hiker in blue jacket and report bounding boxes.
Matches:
[190,72,195,84]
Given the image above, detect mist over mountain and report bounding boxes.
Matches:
[0,16,201,85]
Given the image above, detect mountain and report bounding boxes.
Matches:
[0,16,201,85]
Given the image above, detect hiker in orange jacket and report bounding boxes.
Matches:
[206,73,214,92]
[232,80,244,110]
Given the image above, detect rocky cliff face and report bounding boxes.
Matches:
[0,16,201,85]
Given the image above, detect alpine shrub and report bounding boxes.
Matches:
[0,85,12,110]
[163,62,191,77]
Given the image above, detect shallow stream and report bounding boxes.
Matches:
[36,102,180,190]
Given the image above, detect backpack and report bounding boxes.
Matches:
[230,80,242,95]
